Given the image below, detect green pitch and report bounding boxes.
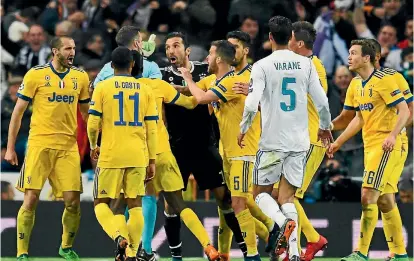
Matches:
[0,257,413,261]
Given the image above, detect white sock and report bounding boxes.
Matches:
[281,203,299,257]
[255,193,286,228]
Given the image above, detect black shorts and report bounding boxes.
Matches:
[171,145,225,191]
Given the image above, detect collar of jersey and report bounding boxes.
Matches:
[49,62,70,80]
[215,70,234,85]
[237,64,251,75]
[114,74,134,77]
[362,69,376,88]
[171,61,194,76]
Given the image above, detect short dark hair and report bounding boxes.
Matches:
[292,21,316,50]
[226,31,250,47]
[165,32,189,49]
[116,26,140,47]
[365,38,381,55]
[87,34,101,46]
[211,40,236,65]
[351,39,376,63]
[50,36,73,50]
[111,47,133,70]
[268,16,292,45]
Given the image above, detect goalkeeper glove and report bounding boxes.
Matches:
[142,34,156,57]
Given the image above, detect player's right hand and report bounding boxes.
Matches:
[237,133,246,148]
[232,82,249,96]
[90,146,100,161]
[145,163,156,183]
[4,149,18,166]
[317,128,334,148]
[326,142,340,158]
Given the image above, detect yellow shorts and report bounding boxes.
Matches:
[363,146,402,194]
[93,167,145,199]
[273,144,325,198]
[16,146,82,198]
[223,157,253,198]
[153,151,184,192]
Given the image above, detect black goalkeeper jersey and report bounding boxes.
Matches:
[161,61,217,150]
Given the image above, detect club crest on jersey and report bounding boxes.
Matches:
[19,83,24,90]
[45,75,50,81]
[71,77,78,90]
[59,81,65,89]
[369,88,372,97]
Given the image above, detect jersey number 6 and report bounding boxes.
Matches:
[113,91,142,126]
[280,77,296,112]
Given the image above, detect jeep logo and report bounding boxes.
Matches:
[48,92,75,104]
[359,103,374,112]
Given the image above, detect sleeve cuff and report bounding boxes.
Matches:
[343,105,357,111]
[144,115,159,121]
[387,97,405,107]
[17,93,32,102]
[88,109,102,117]
[406,96,413,104]
[211,88,227,103]
[79,98,91,104]
[169,92,180,104]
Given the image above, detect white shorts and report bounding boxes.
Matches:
[252,150,307,188]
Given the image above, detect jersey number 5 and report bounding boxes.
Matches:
[280,77,296,112]
[113,91,142,126]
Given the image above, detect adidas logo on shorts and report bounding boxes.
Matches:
[264,178,270,183]
[100,190,107,195]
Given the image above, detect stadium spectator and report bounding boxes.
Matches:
[14,24,51,75]
[385,18,413,71]
[398,165,413,203]
[74,32,109,67]
[327,66,364,176]
[1,181,15,200]
[1,75,31,172]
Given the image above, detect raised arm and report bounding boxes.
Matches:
[178,67,220,104]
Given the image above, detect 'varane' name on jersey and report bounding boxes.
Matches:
[274,61,301,70]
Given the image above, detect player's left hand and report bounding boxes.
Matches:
[145,162,156,183]
[232,82,249,96]
[237,133,246,148]
[382,134,396,152]
[317,128,334,148]
[90,146,100,161]
[326,142,340,158]
[177,67,192,80]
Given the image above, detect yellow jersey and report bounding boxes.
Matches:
[89,75,158,168]
[235,64,252,77]
[308,56,328,146]
[207,71,261,158]
[381,67,413,145]
[17,63,90,151]
[352,70,405,149]
[343,77,359,110]
[138,78,196,154]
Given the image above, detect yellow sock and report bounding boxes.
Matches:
[236,209,257,256]
[254,218,268,241]
[294,199,319,243]
[17,207,35,257]
[61,208,81,249]
[180,208,210,248]
[382,206,407,255]
[218,208,232,254]
[247,195,274,231]
[358,204,379,255]
[95,203,120,240]
[127,207,144,257]
[113,214,129,239]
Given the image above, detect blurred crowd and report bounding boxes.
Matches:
[1,0,413,202]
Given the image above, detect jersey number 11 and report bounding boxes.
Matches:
[113,91,143,126]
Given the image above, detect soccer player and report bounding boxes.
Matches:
[275,21,329,260]
[91,26,161,259]
[328,40,409,261]
[137,77,220,261]
[88,47,157,261]
[162,32,249,261]
[179,40,262,261]
[5,36,90,260]
[330,39,412,261]
[225,30,275,246]
[239,16,332,261]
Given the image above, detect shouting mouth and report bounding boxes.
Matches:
[169,56,177,64]
[67,57,74,65]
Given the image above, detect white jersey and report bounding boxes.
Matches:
[240,49,331,152]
